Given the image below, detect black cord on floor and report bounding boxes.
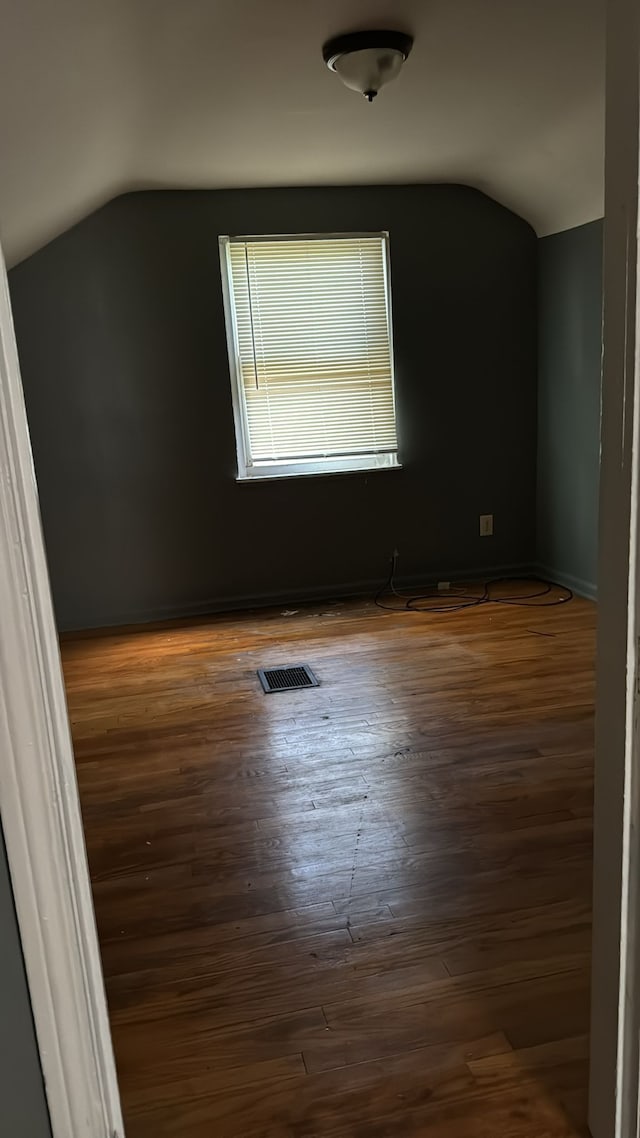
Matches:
[374,559,573,614]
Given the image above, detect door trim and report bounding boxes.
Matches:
[589,2,640,1135]
[0,244,124,1137]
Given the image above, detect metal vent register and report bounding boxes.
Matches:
[258,664,319,694]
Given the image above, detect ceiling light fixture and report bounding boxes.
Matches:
[322,29,413,102]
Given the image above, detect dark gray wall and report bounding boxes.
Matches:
[0,824,51,1137]
[10,186,537,630]
[537,219,603,597]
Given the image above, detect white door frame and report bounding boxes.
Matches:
[589,1,640,1136]
[0,244,124,1137]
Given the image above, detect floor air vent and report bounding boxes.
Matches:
[258,664,319,694]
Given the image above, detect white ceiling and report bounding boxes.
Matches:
[0,0,605,266]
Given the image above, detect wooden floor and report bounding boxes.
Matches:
[62,588,596,1138]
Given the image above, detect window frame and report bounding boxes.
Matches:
[219,231,401,482]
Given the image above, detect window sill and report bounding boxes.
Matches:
[236,455,401,482]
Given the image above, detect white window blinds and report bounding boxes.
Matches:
[222,234,398,474]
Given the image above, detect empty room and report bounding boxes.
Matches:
[0,1,605,1136]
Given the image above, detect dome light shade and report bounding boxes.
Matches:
[323,30,413,102]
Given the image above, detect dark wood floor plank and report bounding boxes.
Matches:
[112,1004,329,1085]
[101,900,356,978]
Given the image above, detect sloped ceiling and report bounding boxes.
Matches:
[0,0,605,266]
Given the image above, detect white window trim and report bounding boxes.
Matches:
[219,231,400,482]
[236,452,401,482]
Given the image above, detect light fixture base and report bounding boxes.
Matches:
[322,30,413,70]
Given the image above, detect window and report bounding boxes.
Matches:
[220,232,399,480]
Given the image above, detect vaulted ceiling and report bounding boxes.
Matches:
[0,0,605,266]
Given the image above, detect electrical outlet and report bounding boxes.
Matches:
[438,581,451,591]
[479,514,494,537]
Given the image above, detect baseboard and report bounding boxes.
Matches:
[58,561,535,634]
[534,563,597,600]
